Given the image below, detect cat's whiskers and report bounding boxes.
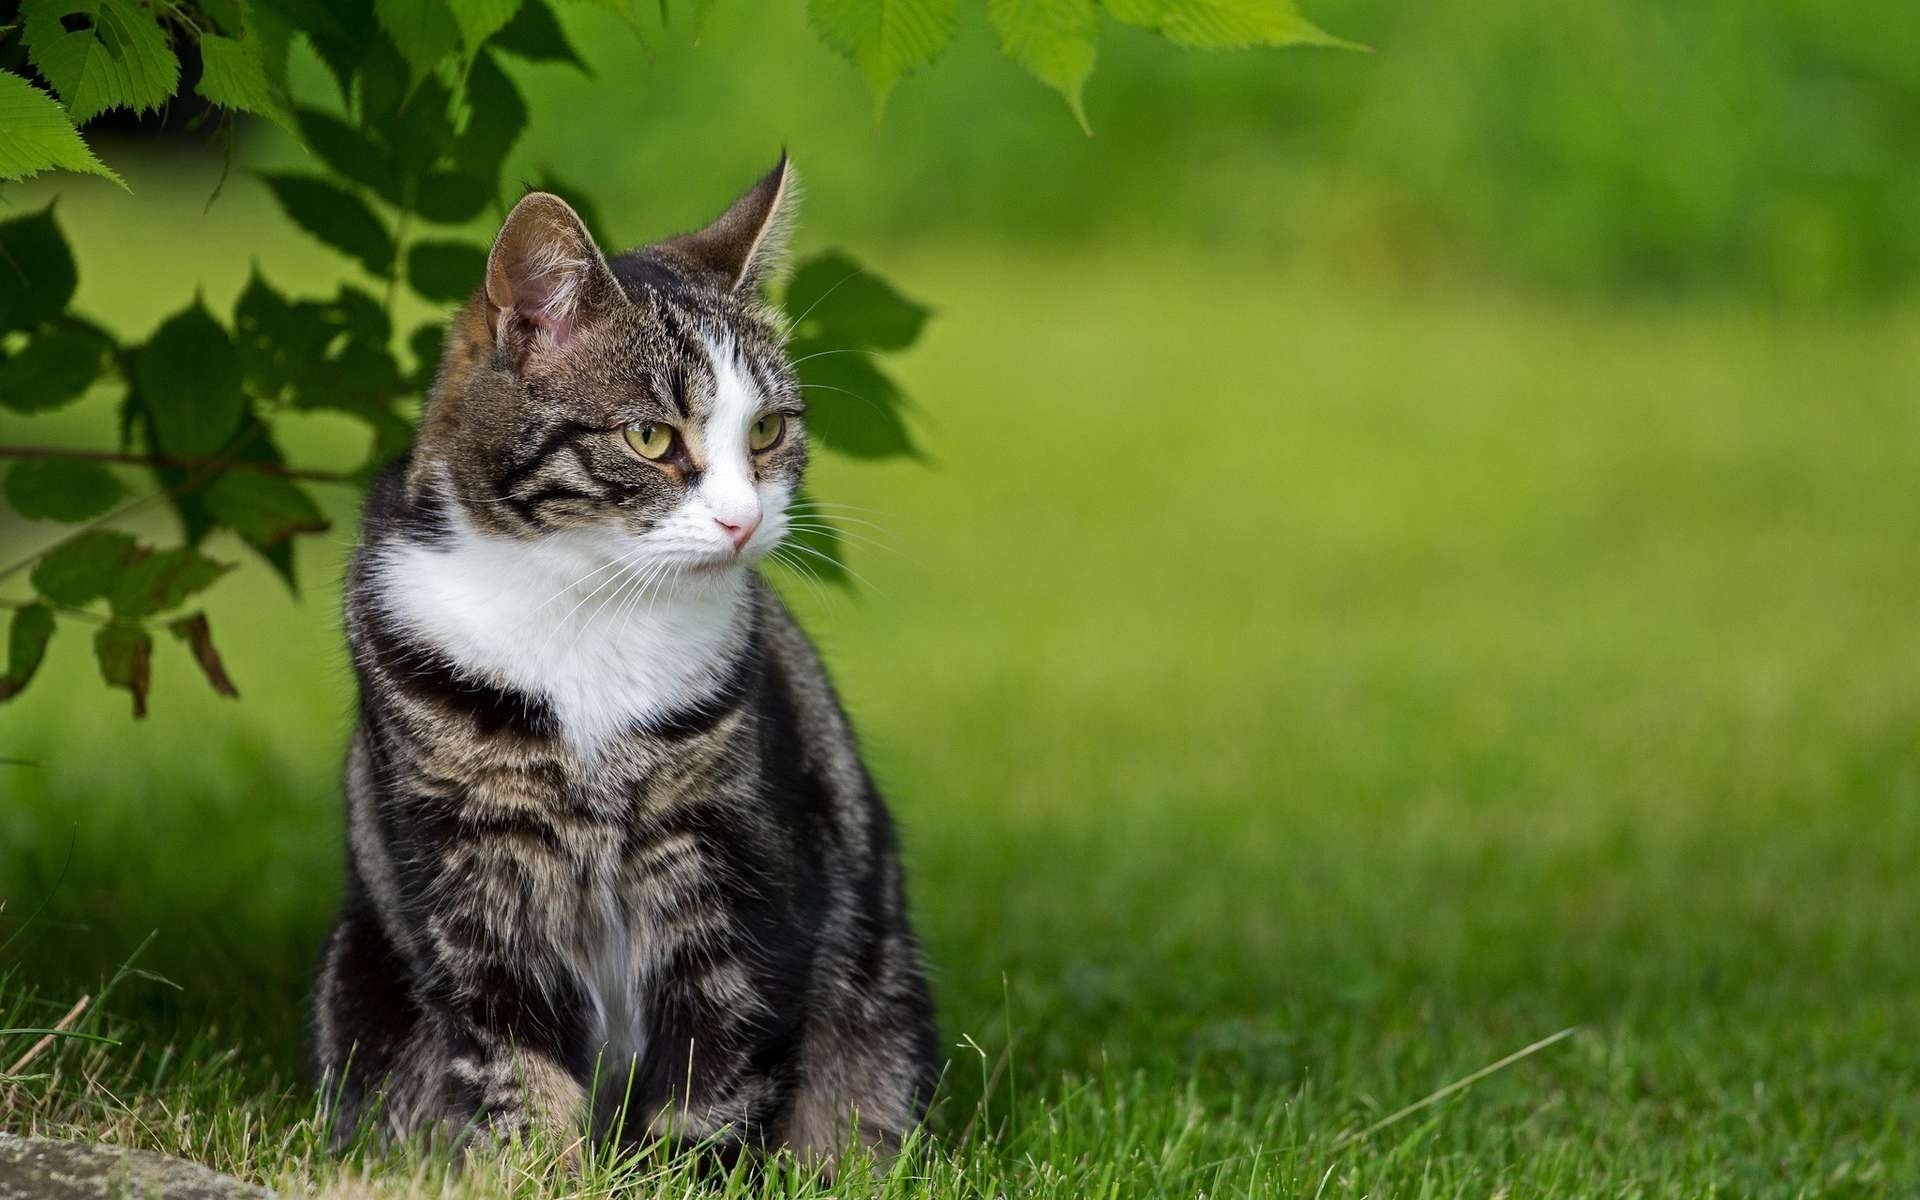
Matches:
[778,535,882,595]
[778,272,861,339]
[784,346,880,368]
[539,545,651,659]
[781,520,896,556]
[797,382,890,415]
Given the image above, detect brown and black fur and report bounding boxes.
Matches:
[309,159,939,1164]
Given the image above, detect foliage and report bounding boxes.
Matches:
[0,0,1349,716]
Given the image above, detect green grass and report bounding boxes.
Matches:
[3,232,1919,1195]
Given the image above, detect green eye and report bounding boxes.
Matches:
[625,422,674,460]
[749,413,785,453]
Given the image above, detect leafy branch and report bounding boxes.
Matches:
[0,0,1353,718]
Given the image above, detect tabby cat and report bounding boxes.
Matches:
[309,158,938,1166]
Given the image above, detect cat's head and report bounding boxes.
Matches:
[411,156,804,583]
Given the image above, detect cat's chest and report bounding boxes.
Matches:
[372,523,752,756]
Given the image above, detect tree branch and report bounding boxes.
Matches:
[0,445,356,484]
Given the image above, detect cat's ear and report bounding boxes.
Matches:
[485,192,624,356]
[661,154,797,291]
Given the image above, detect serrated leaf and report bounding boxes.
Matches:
[414,170,492,222]
[0,69,124,186]
[1099,0,1361,51]
[293,108,404,204]
[790,342,920,459]
[260,173,397,278]
[784,250,931,350]
[167,611,239,698]
[0,324,115,413]
[4,456,125,522]
[409,321,445,391]
[375,0,462,83]
[0,603,55,702]
[492,0,584,67]
[988,0,1096,131]
[204,471,330,547]
[197,33,297,134]
[20,0,180,122]
[232,270,315,399]
[109,545,231,618]
[406,239,487,303]
[93,619,151,717]
[445,0,523,49]
[137,300,248,457]
[449,49,524,185]
[808,0,958,110]
[29,529,137,607]
[0,205,77,334]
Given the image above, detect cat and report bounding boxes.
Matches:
[308,157,939,1167]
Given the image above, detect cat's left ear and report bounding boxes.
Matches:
[662,154,797,291]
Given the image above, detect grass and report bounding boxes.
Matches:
[3,216,1919,1194]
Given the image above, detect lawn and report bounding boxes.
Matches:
[3,211,1919,1194]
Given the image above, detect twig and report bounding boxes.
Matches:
[0,444,354,483]
[5,995,92,1077]
[1329,1027,1578,1152]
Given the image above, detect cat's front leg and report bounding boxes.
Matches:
[412,908,593,1153]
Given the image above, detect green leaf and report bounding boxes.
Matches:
[784,250,931,350]
[204,472,330,547]
[790,343,921,459]
[375,0,462,83]
[449,49,525,185]
[20,0,180,122]
[0,205,77,334]
[93,619,151,717]
[137,300,248,457]
[196,33,297,134]
[259,173,397,278]
[988,0,1097,131]
[232,270,315,399]
[390,76,460,167]
[294,108,403,203]
[406,240,487,303]
[109,545,231,618]
[492,0,584,68]
[29,529,137,607]
[4,456,125,522]
[0,324,115,413]
[1099,0,1361,51]
[777,502,851,587]
[408,321,445,391]
[413,170,492,222]
[445,0,523,49]
[0,69,123,186]
[167,611,238,698]
[0,603,55,702]
[808,0,958,109]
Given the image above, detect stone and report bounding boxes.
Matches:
[0,1134,270,1199]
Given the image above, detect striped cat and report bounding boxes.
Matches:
[309,158,938,1167]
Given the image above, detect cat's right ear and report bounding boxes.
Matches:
[484,192,623,363]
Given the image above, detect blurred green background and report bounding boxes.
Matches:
[3,0,1918,1194]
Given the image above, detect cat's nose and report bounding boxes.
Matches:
[715,513,761,552]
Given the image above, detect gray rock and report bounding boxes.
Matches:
[0,1135,269,1200]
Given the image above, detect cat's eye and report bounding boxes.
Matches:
[749,413,785,453]
[625,422,675,460]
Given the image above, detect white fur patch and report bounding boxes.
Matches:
[371,499,752,758]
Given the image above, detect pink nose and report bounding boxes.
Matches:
[715,514,760,551]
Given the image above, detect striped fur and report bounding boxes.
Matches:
[309,162,938,1165]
